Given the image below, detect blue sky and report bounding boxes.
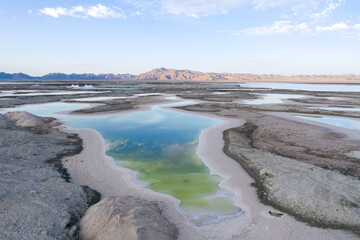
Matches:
[0,0,359,75]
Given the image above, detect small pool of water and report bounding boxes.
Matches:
[241,82,360,92]
[1,101,240,225]
[0,90,47,97]
[352,151,360,158]
[69,86,137,90]
[0,91,17,97]
[296,115,360,131]
[0,90,106,97]
[0,82,40,85]
[217,88,270,91]
[244,93,306,105]
[213,92,230,95]
[312,107,360,112]
[135,93,161,97]
[70,96,128,102]
[0,102,92,116]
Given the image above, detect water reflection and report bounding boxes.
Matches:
[1,101,240,224]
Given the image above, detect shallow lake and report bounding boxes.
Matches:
[0,82,40,85]
[69,86,138,90]
[296,115,360,131]
[1,101,240,225]
[0,90,108,98]
[241,82,360,92]
[70,96,128,102]
[244,93,306,105]
[312,107,360,112]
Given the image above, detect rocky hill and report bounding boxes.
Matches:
[1,68,360,82]
[135,68,360,82]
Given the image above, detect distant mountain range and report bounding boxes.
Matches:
[1,68,360,82]
[0,72,135,80]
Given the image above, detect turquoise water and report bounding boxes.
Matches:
[1,102,240,224]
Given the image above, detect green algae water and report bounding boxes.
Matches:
[1,101,240,224]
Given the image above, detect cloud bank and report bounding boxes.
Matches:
[237,21,310,35]
[160,0,247,18]
[236,21,360,36]
[39,4,125,19]
[37,0,347,20]
[155,0,343,18]
[36,1,359,37]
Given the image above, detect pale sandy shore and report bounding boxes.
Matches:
[62,99,359,239]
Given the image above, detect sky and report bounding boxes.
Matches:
[0,0,359,76]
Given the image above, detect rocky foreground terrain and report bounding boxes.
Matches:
[1,80,360,238]
[0,112,100,240]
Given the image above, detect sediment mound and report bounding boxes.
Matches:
[4,111,55,128]
[80,196,179,240]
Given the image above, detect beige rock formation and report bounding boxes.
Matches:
[80,196,179,240]
[4,111,55,128]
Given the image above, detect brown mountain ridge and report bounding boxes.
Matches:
[1,68,360,82]
[134,68,360,82]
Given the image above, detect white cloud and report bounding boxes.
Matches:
[156,0,332,17]
[316,22,350,31]
[237,20,310,35]
[235,21,360,36]
[127,0,157,10]
[87,4,122,18]
[38,4,125,19]
[125,0,347,19]
[134,11,144,16]
[160,0,247,17]
[39,7,67,18]
[68,5,86,17]
[251,0,318,11]
[312,0,345,20]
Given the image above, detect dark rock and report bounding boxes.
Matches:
[0,116,100,240]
